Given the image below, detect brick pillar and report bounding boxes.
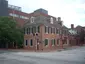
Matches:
[60,39,63,49]
[40,24,44,51]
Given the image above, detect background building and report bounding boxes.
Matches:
[0,0,29,27]
[0,0,8,16]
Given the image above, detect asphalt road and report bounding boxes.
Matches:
[0,46,85,64]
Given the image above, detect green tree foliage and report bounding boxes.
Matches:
[0,17,23,48]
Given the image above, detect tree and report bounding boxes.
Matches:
[0,17,23,48]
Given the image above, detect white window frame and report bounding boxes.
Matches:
[51,39,55,46]
[44,38,49,47]
[24,40,28,46]
[29,39,33,47]
[45,26,48,34]
[31,17,35,23]
[50,17,53,24]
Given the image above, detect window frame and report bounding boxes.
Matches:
[30,39,33,47]
[51,39,55,46]
[31,17,35,23]
[25,40,28,46]
[45,26,48,34]
[44,39,49,47]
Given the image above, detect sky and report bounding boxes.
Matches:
[8,0,85,28]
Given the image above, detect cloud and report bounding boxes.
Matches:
[8,0,85,27]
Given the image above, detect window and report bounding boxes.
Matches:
[28,28,30,34]
[51,28,52,33]
[50,17,53,24]
[30,39,33,46]
[20,16,29,19]
[30,27,32,34]
[38,26,40,33]
[9,13,19,17]
[33,27,36,33]
[54,39,55,45]
[51,39,55,46]
[32,27,33,33]
[64,30,67,35]
[56,28,58,34]
[51,27,55,34]
[24,28,27,34]
[31,17,34,23]
[48,27,50,33]
[9,13,13,16]
[57,39,59,45]
[45,26,48,33]
[53,28,55,34]
[59,30,62,34]
[32,27,36,33]
[25,40,28,46]
[27,28,28,34]
[44,39,48,46]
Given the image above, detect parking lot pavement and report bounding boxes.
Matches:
[0,46,85,64]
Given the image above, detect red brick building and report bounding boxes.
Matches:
[68,24,85,46]
[24,9,70,51]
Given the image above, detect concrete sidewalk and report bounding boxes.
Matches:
[0,45,83,52]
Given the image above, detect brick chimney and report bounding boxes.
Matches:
[71,24,74,29]
[57,17,63,26]
[58,17,61,21]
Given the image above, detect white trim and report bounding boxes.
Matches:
[45,26,48,34]
[50,17,54,24]
[46,32,48,34]
[29,39,33,47]
[51,39,55,46]
[24,40,28,47]
[30,16,35,23]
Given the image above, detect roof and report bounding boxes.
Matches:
[29,12,56,19]
[24,19,62,29]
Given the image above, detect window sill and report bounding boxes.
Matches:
[30,46,33,47]
[45,45,48,47]
[52,45,55,46]
[45,33,48,34]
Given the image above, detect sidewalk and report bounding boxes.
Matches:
[0,46,83,52]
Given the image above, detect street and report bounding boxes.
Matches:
[0,46,85,64]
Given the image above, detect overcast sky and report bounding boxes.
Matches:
[8,0,85,28]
